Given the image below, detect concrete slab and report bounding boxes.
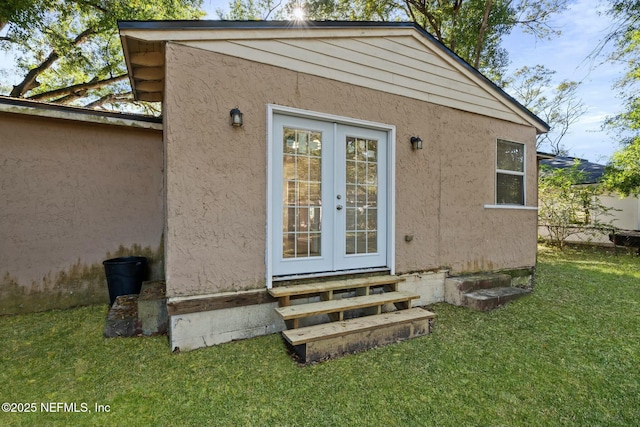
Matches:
[463,287,530,311]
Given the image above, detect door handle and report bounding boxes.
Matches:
[336,204,343,210]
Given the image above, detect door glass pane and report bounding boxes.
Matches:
[345,136,378,255]
[282,127,322,258]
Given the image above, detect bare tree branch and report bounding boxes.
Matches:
[10,27,96,98]
[84,91,133,108]
[263,0,282,19]
[26,74,128,101]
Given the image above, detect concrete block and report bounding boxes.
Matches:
[398,271,446,307]
[169,300,286,352]
[463,287,531,311]
[104,295,140,338]
[138,280,167,336]
[444,273,511,306]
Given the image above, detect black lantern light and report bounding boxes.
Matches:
[410,136,423,150]
[230,108,243,127]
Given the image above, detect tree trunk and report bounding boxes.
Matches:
[84,91,133,108]
[473,0,493,69]
[27,74,128,102]
[449,0,464,53]
[10,27,96,98]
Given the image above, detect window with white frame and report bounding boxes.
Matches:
[496,139,525,205]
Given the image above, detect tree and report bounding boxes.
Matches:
[222,0,284,19]
[221,0,569,81]
[538,161,615,249]
[599,0,640,195]
[604,139,640,196]
[503,65,586,155]
[0,1,204,111]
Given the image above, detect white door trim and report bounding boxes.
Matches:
[266,104,396,288]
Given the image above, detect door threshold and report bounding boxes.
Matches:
[272,267,390,283]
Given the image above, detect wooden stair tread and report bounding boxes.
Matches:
[269,275,405,298]
[275,291,418,320]
[283,308,436,346]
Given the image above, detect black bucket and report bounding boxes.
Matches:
[103,256,148,306]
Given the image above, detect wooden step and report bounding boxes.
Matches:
[269,275,405,306]
[283,307,436,345]
[275,291,419,322]
[283,308,436,363]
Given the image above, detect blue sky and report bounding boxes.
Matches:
[502,0,624,163]
[1,0,624,163]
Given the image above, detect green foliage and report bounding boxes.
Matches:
[1,0,204,110]
[221,0,568,81]
[221,0,285,19]
[1,248,640,426]
[604,136,640,196]
[285,0,402,21]
[601,0,640,195]
[538,161,615,249]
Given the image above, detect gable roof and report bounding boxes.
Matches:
[540,156,606,184]
[118,20,549,134]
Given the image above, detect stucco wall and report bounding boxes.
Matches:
[0,112,164,314]
[164,42,537,298]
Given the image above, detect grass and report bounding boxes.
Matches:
[1,246,639,426]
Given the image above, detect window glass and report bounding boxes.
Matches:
[496,173,524,205]
[496,140,525,205]
[497,140,524,172]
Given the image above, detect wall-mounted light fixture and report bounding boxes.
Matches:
[230,108,243,127]
[410,136,423,150]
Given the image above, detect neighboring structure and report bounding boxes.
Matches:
[117,20,548,351]
[0,96,164,315]
[538,155,640,245]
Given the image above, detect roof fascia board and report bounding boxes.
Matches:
[0,98,162,130]
[118,20,416,31]
[119,34,139,102]
[119,26,414,41]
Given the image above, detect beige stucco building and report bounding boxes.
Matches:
[0,97,164,315]
[1,21,548,351]
[117,21,548,351]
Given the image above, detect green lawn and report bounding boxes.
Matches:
[1,246,639,426]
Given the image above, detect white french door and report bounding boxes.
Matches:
[271,114,389,276]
